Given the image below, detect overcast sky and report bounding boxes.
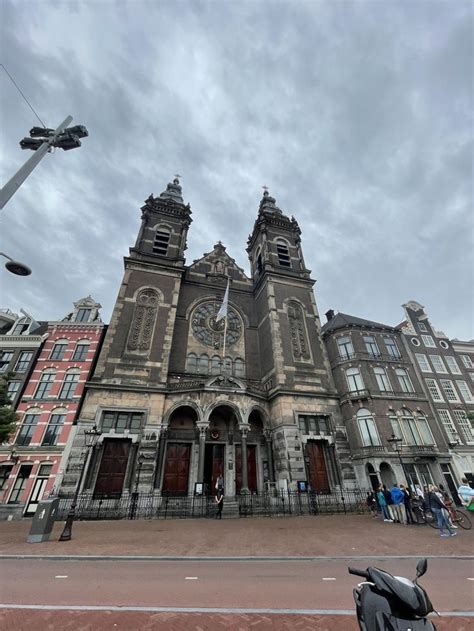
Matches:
[1,1,472,340]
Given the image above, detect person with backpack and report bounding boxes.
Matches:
[426,485,457,537]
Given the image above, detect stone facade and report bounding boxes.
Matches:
[62,179,356,499]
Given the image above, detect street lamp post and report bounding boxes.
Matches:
[129,454,144,520]
[387,433,406,482]
[0,116,89,210]
[58,425,101,542]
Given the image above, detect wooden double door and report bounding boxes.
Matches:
[306,442,330,493]
[95,439,131,496]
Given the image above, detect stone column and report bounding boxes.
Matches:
[264,428,275,483]
[197,424,208,484]
[240,425,250,494]
[154,426,168,490]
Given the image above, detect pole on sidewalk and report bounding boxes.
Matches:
[0,115,72,210]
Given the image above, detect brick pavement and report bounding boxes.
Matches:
[0,610,471,631]
[1,514,472,557]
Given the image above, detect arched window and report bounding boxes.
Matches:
[127,288,159,352]
[223,356,232,374]
[211,355,221,375]
[416,413,435,445]
[287,301,309,360]
[356,409,381,447]
[153,227,171,256]
[9,317,30,336]
[345,367,364,393]
[58,369,80,400]
[35,369,56,399]
[42,409,66,446]
[276,239,291,267]
[234,358,245,377]
[187,353,197,373]
[72,340,90,361]
[198,354,209,374]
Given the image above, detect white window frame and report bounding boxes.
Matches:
[440,379,460,403]
[400,413,423,446]
[430,354,447,374]
[415,353,431,373]
[421,335,436,348]
[356,410,381,447]
[373,367,392,392]
[452,410,474,444]
[416,414,435,446]
[445,356,461,375]
[337,336,354,360]
[461,355,474,369]
[363,335,380,358]
[395,368,414,393]
[437,409,459,442]
[425,378,444,402]
[384,337,401,359]
[456,380,473,403]
[418,322,427,332]
[345,367,365,393]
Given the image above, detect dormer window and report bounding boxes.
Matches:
[276,240,291,267]
[153,228,170,256]
[10,317,29,335]
[75,308,91,323]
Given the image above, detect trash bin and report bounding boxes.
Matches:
[27,497,60,543]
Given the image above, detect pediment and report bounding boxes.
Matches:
[189,242,249,282]
[205,375,246,390]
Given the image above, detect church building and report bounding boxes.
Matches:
[61,178,356,499]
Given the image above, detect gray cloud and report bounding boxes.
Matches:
[0,0,472,340]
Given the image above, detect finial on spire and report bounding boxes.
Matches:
[174,173,181,184]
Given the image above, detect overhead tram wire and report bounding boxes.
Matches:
[1,64,47,128]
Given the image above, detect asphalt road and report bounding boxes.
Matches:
[1,557,473,612]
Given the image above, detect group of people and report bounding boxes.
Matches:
[366,477,474,537]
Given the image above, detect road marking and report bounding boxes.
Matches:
[0,604,473,617]
[185,577,198,580]
[54,576,68,579]
[467,578,474,581]
[322,577,336,581]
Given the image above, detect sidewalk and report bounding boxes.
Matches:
[1,514,471,558]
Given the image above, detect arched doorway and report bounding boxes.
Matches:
[162,405,198,496]
[379,462,395,488]
[206,405,238,495]
[366,463,380,490]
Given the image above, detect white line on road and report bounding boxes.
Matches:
[54,576,68,579]
[322,577,336,581]
[467,578,474,581]
[185,577,198,580]
[0,604,473,617]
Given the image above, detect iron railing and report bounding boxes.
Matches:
[53,488,371,521]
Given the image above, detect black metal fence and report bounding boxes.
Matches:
[54,489,370,521]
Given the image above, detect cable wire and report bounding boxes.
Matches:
[1,64,47,128]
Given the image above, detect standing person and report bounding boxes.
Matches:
[215,473,224,493]
[382,485,395,521]
[377,485,393,522]
[426,485,457,537]
[390,484,407,525]
[215,488,224,519]
[438,484,457,529]
[366,491,377,518]
[457,478,474,512]
[400,484,414,525]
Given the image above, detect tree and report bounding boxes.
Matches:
[0,373,18,443]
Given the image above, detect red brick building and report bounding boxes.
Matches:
[0,297,105,519]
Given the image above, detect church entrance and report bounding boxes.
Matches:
[203,443,225,494]
[95,439,131,496]
[306,441,330,492]
[162,443,191,495]
[235,444,257,493]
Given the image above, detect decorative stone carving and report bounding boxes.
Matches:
[127,289,159,352]
[287,301,310,360]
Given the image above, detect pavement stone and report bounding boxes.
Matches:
[0,514,472,558]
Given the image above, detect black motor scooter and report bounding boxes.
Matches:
[349,558,438,630]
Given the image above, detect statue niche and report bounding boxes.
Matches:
[287,301,310,360]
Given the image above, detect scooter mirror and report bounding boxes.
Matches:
[416,558,428,578]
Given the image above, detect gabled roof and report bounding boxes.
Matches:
[321,312,395,335]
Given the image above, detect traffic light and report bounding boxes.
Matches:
[63,125,88,138]
[20,137,44,150]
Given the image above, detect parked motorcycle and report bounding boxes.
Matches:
[349,558,438,630]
